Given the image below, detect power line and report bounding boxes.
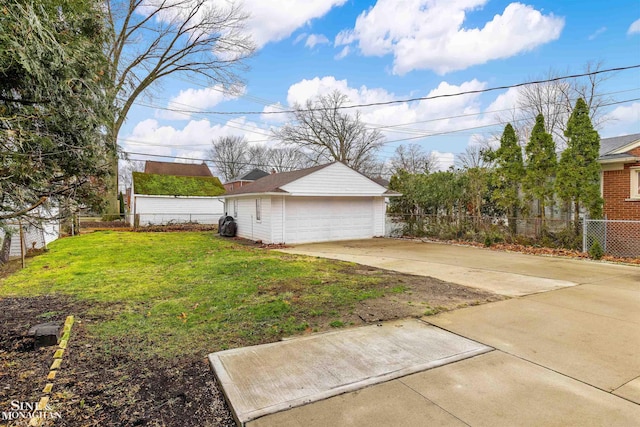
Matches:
[120,96,640,163]
[135,64,640,116]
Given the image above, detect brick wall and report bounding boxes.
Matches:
[603,162,640,220]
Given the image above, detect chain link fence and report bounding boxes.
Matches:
[385,214,582,249]
[583,219,640,258]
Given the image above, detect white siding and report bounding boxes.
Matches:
[232,196,273,242]
[1,220,60,259]
[132,195,224,225]
[271,196,285,243]
[281,163,387,196]
[372,197,386,236]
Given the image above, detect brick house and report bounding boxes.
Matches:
[223,169,270,192]
[598,133,640,220]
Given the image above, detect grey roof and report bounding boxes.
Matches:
[599,133,640,156]
[371,177,390,188]
[239,168,270,181]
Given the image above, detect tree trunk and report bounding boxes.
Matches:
[0,234,11,265]
[573,201,580,235]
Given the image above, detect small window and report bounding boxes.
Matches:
[233,200,238,218]
[255,198,261,221]
[631,168,640,199]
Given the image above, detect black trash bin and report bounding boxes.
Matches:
[219,216,237,237]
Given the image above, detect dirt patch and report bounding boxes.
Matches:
[342,265,502,325]
[0,296,235,427]
[0,269,500,426]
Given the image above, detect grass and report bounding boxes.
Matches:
[0,231,394,358]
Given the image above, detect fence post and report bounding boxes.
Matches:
[18,219,25,269]
[582,216,588,253]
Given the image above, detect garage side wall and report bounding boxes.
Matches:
[233,196,274,243]
[373,197,386,236]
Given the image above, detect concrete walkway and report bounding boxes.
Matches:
[212,240,640,426]
[209,319,491,425]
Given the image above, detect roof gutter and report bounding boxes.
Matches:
[597,156,639,164]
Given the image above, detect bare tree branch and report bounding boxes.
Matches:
[273,91,385,172]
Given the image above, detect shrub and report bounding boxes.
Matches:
[589,240,604,260]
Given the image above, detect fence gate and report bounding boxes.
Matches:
[583,219,640,258]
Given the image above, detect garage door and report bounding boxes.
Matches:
[285,197,375,244]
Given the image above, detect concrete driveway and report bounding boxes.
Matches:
[281,238,639,296]
[246,239,640,426]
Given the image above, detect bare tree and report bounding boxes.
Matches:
[209,136,249,181]
[118,159,145,191]
[105,0,255,206]
[246,145,272,170]
[455,136,495,170]
[389,144,438,175]
[273,91,385,172]
[500,61,614,150]
[268,146,313,172]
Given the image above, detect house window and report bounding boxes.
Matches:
[255,198,261,221]
[631,168,640,199]
[233,200,238,218]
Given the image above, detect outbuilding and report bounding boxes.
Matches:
[130,161,225,226]
[221,162,398,244]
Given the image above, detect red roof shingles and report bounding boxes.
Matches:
[144,160,213,177]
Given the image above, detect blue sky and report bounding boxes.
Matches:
[120,0,640,172]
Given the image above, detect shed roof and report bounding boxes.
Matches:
[144,160,213,177]
[132,172,225,197]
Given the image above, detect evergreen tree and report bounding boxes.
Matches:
[1,0,113,223]
[523,114,557,222]
[556,98,603,230]
[490,124,525,230]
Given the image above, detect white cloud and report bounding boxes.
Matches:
[122,117,273,160]
[261,103,289,123]
[334,46,350,60]
[431,151,455,171]
[336,0,564,75]
[602,102,640,137]
[305,33,330,48]
[588,26,606,40]
[281,75,496,156]
[158,85,244,120]
[293,33,308,44]
[241,0,348,48]
[628,18,640,35]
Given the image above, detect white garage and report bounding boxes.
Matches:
[221,162,396,244]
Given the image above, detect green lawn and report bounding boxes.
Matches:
[0,232,394,358]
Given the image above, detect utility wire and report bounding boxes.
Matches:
[133,64,640,116]
[119,96,640,154]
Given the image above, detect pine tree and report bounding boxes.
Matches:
[556,98,603,231]
[490,124,525,230]
[523,114,557,223]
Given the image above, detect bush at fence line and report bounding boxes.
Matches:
[589,240,604,260]
[391,214,584,251]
